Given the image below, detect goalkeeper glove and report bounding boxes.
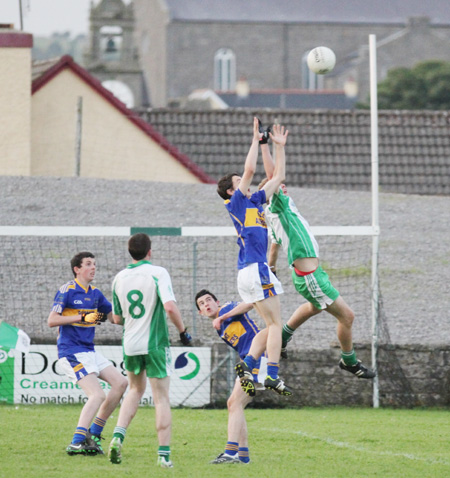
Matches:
[80,311,108,325]
[258,118,271,144]
[179,328,192,346]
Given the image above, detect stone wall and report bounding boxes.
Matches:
[210,343,450,408]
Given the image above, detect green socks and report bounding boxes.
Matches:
[341,349,358,366]
[282,324,295,345]
[158,445,171,462]
[113,426,127,443]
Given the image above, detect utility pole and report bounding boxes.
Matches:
[19,0,23,30]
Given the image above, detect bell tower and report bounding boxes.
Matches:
[84,0,149,108]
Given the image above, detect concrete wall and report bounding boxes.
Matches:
[0,31,32,175]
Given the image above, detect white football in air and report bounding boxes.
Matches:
[307,46,336,75]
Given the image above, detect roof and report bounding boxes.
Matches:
[164,0,450,25]
[31,55,215,184]
[218,91,357,110]
[139,108,450,195]
[0,29,32,47]
[31,58,61,81]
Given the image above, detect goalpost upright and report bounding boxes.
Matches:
[369,34,380,408]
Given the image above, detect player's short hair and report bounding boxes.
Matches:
[195,289,218,309]
[128,233,151,260]
[70,252,95,277]
[217,172,239,200]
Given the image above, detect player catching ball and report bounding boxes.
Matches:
[217,117,292,396]
[258,119,375,379]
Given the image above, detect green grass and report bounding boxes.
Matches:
[1,405,449,477]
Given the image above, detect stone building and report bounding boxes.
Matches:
[132,0,450,108]
[84,0,149,108]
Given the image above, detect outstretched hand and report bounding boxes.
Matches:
[269,124,289,146]
[253,116,262,142]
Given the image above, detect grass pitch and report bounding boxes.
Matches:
[0,405,448,478]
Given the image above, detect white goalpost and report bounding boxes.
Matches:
[369,34,381,408]
[0,38,382,408]
[0,221,379,406]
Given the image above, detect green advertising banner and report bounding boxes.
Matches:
[0,347,15,404]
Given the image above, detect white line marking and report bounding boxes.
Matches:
[260,428,449,466]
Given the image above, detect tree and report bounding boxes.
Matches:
[359,60,450,110]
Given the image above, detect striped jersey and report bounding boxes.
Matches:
[112,260,175,356]
[265,189,319,265]
[51,279,112,358]
[216,301,261,359]
[224,188,268,269]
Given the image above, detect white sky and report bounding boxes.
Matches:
[1,0,96,37]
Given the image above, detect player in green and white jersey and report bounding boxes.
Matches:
[259,121,375,380]
[108,233,192,468]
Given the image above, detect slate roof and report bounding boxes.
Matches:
[31,58,61,81]
[218,91,357,110]
[31,56,215,184]
[165,0,450,25]
[139,108,450,195]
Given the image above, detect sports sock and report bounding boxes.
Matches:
[239,446,250,463]
[341,349,358,366]
[72,426,88,444]
[89,416,106,436]
[113,426,127,443]
[282,324,295,345]
[224,441,238,456]
[158,446,171,462]
[267,362,279,380]
[243,354,257,371]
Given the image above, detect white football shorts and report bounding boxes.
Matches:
[237,262,283,304]
[58,350,113,383]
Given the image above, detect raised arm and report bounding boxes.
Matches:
[238,117,261,195]
[212,302,253,330]
[262,124,288,200]
[261,143,275,179]
[211,302,254,330]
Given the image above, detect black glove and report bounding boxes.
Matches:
[258,118,271,144]
[179,328,192,346]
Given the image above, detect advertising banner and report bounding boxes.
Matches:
[0,345,211,407]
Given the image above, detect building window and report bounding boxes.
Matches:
[214,48,236,91]
[100,25,123,62]
[302,51,324,91]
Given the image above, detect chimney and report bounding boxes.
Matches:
[236,77,250,98]
[0,26,33,175]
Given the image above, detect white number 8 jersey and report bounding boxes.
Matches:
[112,261,176,356]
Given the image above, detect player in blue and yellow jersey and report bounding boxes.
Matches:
[217,118,292,397]
[195,289,268,465]
[48,252,128,456]
[259,125,375,380]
